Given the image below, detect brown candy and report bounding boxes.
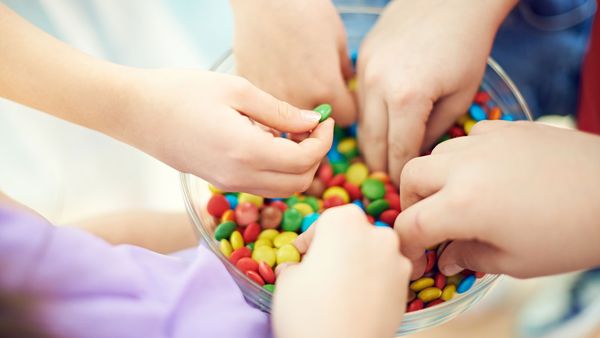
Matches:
[260,206,283,229]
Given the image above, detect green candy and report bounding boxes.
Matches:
[263,284,275,293]
[246,242,255,251]
[303,196,319,212]
[214,221,237,241]
[366,199,390,217]
[282,208,303,232]
[435,134,451,146]
[361,178,386,200]
[331,159,350,175]
[333,124,346,141]
[314,104,332,122]
[285,195,300,207]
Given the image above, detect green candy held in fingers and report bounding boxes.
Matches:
[314,104,332,122]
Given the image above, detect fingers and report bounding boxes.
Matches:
[422,90,475,150]
[329,80,357,127]
[253,119,334,174]
[293,204,367,254]
[469,119,513,135]
[231,78,322,133]
[394,191,467,278]
[437,240,504,276]
[386,93,432,185]
[399,154,450,211]
[358,91,388,173]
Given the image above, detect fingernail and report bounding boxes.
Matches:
[302,110,322,123]
[441,264,462,276]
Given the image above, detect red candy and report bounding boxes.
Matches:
[229,247,252,265]
[435,273,446,289]
[236,257,259,273]
[474,91,490,105]
[245,270,265,286]
[384,192,401,212]
[327,174,346,187]
[449,126,466,138]
[426,299,445,308]
[207,194,230,218]
[475,271,486,279]
[243,222,261,243]
[318,163,334,183]
[235,202,259,226]
[384,183,396,194]
[323,196,345,209]
[366,215,375,224]
[424,251,436,274]
[407,299,424,312]
[269,200,288,212]
[379,209,399,226]
[343,182,362,201]
[258,261,276,284]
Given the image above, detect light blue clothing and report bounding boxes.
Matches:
[334,0,596,119]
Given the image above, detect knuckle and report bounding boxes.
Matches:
[276,100,293,121]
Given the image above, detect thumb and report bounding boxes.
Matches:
[231,79,322,133]
[437,240,504,276]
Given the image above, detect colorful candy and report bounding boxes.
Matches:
[207,90,508,312]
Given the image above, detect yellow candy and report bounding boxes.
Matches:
[252,245,276,267]
[255,238,273,248]
[238,193,264,208]
[209,184,223,194]
[258,229,279,241]
[441,284,456,301]
[293,203,314,217]
[221,209,235,223]
[346,162,369,186]
[418,287,443,302]
[219,239,233,258]
[410,277,435,292]
[348,77,358,92]
[323,186,350,203]
[337,138,357,155]
[464,119,477,135]
[456,114,471,126]
[276,244,301,265]
[230,231,244,250]
[273,232,298,249]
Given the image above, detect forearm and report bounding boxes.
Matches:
[0,4,135,138]
[73,211,198,254]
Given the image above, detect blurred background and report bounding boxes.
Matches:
[0,1,598,337]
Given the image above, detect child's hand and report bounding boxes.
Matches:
[394,121,600,279]
[357,0,516,184]
[273,205,411,338]
[230,0,356,126]
[121,69,333,197]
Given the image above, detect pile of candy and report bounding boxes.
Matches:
[206,90,512,312]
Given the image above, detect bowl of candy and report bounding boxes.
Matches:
[181,6,532,336]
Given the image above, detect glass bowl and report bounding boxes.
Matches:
[181,5,532,336]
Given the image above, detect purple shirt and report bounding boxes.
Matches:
[0,205,271,338]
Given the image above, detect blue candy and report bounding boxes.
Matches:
[327,148,344,162]
[348,123,358,138]
[457,275,476,294]
[225,194,238,209]
[469,104,487,122]
[374,221,390,228]
[350,49,358,68]
[301,213,319,233]
[501,114,515,121]
[352,200,365,211]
